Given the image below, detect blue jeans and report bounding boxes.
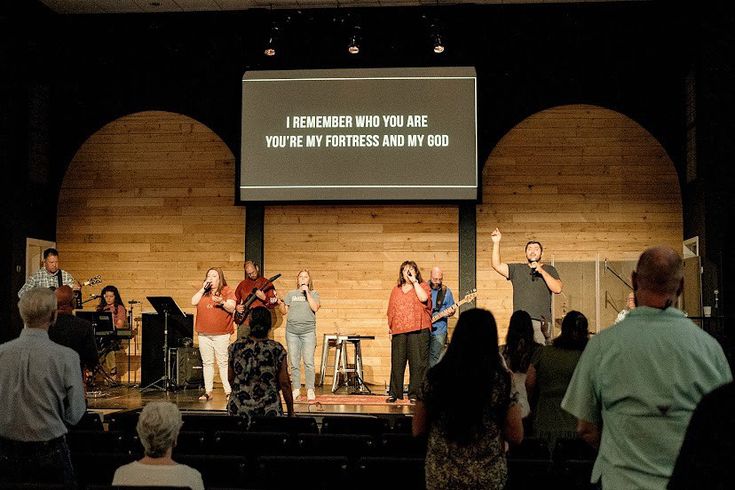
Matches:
[429,332,447,367]
[286,330,317,390]
[0,435,75,487]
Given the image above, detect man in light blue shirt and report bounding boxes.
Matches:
[428,266,456,367]
[0,287,87,486]
[561,246,732,489]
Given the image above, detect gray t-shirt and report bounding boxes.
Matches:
[284,289,320,335]
[508,262,560,320]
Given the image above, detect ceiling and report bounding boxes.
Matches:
[39,0,637,15]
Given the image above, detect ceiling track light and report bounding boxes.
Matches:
[264,23,280,57]
[348,25,361,55]
[430,23,445,54]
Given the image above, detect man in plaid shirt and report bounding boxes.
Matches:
[18,248,78,298]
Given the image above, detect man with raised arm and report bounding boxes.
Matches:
[490,228,562,344]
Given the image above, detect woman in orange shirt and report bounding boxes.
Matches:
[191,267,236,401]
[386,260,432,403]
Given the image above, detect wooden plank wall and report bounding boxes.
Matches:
[55,104,682,387]
[264,206,459,387]
[57,111,244,380]
[477,105,683,339]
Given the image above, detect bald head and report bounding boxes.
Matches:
[430,267,443,289]
[633,246,684,305]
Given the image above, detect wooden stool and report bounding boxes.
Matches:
[332,336,372,394]
[318,333,347,387]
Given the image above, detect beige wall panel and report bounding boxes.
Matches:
[57,111,244,383]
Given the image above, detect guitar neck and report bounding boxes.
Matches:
[432,300,461,322]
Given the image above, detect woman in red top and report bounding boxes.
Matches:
[386,260,432,403]
[191,267,236,401]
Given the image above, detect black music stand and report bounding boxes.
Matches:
[141,296,186,392]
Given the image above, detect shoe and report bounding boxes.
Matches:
[307,389,316,401]
[386,396,397,403]
[292,389,301,400]
[198,392,212,401]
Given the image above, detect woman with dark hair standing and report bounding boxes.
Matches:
[386,260,432,403]
[191,267,236,401]
[96,285,128,380]
[526,310,589,444]
[413,308,523,490]
[501,310,543,418]
[227,307,294,427]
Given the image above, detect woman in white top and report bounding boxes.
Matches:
[112,401,204,490]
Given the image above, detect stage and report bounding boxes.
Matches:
[86,384,415,420]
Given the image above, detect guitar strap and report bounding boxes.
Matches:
[433,285,447,314]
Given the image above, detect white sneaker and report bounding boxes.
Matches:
[292,389,301,400]
[307,389,316,401]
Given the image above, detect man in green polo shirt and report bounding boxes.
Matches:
[561,246,732,489]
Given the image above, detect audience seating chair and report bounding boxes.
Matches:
[174,430,209,455]
[176,454,250,488]
[249,415,318,434]
[506,438,553,489]
[294,433,376,457]
[390,415,414,434]
[552,437,597,489]
[320,415,390,436]
[378,433,427,457]
[212,430,290,457]
[69,410,105,431]
[355,456,425,489]
[104,410,140,433]
[67,430,131,454]
[71,451,137,487]
[181,413,245,433]
[256,455,350,489]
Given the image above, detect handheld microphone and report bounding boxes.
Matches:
[128,300,140,304]
[204,282,212,293]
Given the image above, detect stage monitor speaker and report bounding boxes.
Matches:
[169,347,203,388]
[141,312,193,387]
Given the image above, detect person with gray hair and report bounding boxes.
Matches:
[0,287,86,487]
[112,401,203,490]
[561,246,732,489]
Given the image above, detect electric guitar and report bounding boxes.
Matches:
[73,275,102,309]
[82,275,102,287]
[233,273,281,325]
[432,289,478,323]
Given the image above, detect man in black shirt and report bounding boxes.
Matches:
[490,227,562,344]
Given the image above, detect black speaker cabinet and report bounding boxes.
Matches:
[169,347,203,388]
[141,312,193,387]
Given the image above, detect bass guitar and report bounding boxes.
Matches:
[431,289,478,323]
[234,273,281,324]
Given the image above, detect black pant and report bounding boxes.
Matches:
[0,435,76,487]
[389,329,430,399]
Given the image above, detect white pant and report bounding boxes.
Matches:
[198,333,231,394]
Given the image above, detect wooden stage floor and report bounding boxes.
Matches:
[86,384,415,418]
